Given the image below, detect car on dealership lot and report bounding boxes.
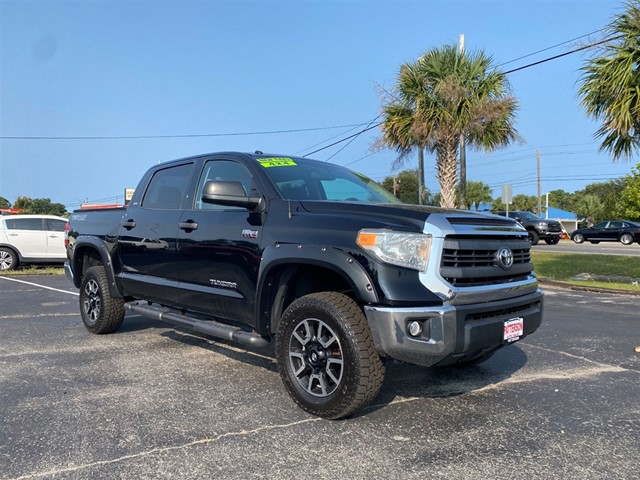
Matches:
[571,220,640,245]
[0,214,68,270]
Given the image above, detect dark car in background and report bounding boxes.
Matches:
[571,220,640,245]
[495,211,563,245]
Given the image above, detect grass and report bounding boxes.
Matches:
[531,251,640,292]
[0,265,64,276]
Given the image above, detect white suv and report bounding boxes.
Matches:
[0,215,68,271]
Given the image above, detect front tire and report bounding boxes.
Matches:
[528,230,540,245]
[276,292,385,419]
[79,266,125,334]
[0,247,18,271]
[545,236,560,245]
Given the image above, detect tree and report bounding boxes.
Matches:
[465,181,493,210]
[547,189,576,212]
[381,169,428,204]
[618,163,640,220]
[511,194,538,212]
[577,179,626,218]
[378,44,519,208]
[0,196,10,209]
[12,196,66,216]
[573,194,605,224]
[578,0,640,160]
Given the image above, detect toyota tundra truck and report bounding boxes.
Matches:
[65,152,543,419]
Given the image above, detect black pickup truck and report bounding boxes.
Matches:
[65,152,543,419]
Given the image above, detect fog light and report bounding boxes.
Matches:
[408,321,423,337]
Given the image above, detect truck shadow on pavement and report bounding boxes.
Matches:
[362,345,529,416]
[118,315,529,415]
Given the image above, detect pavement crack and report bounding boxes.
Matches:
[11,418,322,480]
[525,344,640,374]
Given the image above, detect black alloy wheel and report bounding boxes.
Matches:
[276,292,385,419]
[79,266,125,334]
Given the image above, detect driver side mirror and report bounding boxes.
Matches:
[202,181,263,210]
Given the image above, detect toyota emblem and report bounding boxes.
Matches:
[497,247,514,270]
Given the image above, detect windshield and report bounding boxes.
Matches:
[256,157,401,204]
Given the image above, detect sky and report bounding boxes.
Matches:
[0,0,636,212]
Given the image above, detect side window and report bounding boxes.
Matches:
[9,218,44,230]
[46,219,68,231]
[593,222,607,230]
[195,160,253,210]
[141,163,192,209]
[609,221,623,229]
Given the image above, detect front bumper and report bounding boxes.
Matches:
[364,289,543,367]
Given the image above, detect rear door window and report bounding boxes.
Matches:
[6,218,45,230]
[141,163,193,209]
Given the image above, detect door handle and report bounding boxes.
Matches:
[179,220,198,231]
[121,220,136,230]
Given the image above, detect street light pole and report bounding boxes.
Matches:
[458,34,467,210]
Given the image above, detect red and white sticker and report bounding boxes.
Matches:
[503,317,524,342]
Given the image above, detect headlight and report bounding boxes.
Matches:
[356,229,432,271]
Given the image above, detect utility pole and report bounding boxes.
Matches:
[458,33,467,210]
[393,175,398,196]
[536,149,542,217]
[418,148,424,205]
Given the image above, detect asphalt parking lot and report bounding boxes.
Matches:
[1,275,638,480]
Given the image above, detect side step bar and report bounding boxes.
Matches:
[124,301,270,348]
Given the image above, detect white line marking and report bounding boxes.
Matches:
[0,276,78,296]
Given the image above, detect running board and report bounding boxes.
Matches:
[124,301,270,348]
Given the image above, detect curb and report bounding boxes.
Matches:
[539,278,640,296]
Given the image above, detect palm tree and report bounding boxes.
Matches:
[466,181,493,210]
[379,45,519,208]
[578,0,640,160]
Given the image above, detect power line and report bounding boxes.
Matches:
[0,122,372,141]
[293,123,368,154]
[498,29,604,67]
[303,122,382,157]
[503,36,618,75]
[323,116,381,162]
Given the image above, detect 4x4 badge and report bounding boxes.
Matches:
[242,229,258,239]
[497,247,514,270]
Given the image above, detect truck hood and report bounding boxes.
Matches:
[296,200,523,236]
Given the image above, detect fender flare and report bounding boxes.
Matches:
[71,236,123,298]
[255,243,378,333]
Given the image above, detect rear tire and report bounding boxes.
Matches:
[79,266,125,334]
[544,236,560,245]
[620,233,633,245]
[276,292,385,419]
[528,230,539,246]
[0,247,18,271]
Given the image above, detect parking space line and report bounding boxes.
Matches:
[0,277,79,296]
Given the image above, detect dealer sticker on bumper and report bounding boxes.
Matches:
[503,317,524,342]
